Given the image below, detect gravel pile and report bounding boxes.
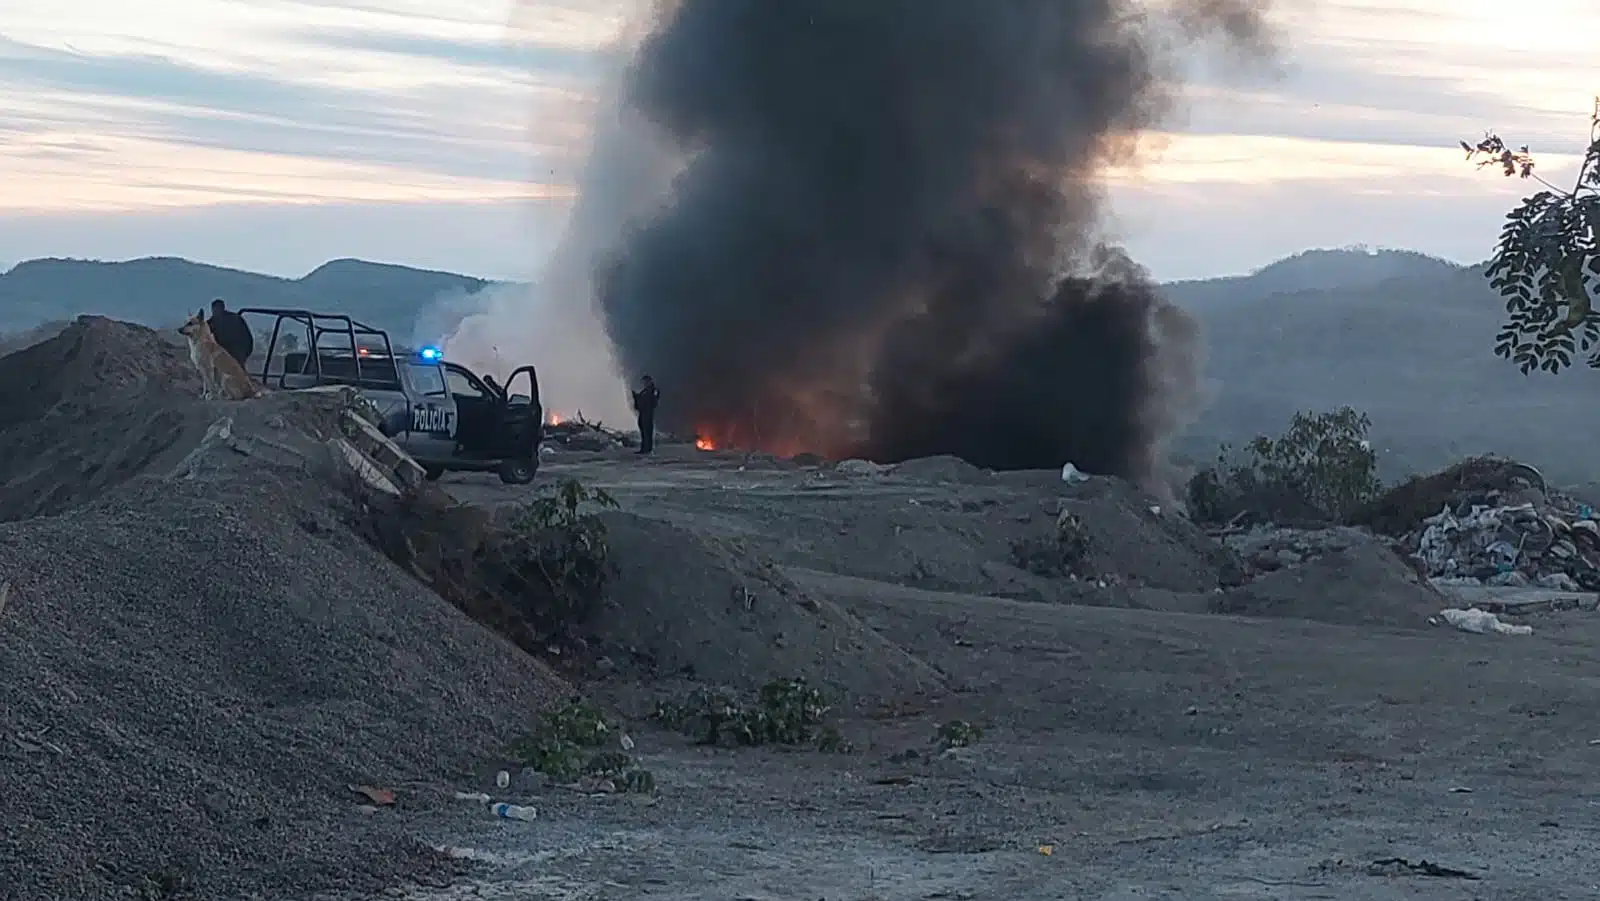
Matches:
[0,316,211,521]
[0,321,572,900]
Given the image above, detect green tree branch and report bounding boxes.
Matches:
[1464,97,1600,373]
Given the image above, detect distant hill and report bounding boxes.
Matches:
[6,248,1598,484]
[0,256,495,336]
[1164,247,1600,484]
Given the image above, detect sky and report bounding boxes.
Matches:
[0,0,1595,282]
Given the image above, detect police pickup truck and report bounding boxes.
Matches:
[240,307,543,484]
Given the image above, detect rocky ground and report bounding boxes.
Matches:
[2,319,1598,901]
[429,451,1600,901]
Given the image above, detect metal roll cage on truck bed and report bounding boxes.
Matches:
[239,307,544,484]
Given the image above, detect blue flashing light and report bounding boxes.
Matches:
[419,346,442,361]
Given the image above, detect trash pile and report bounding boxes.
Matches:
[1410,502,1600,591]
[1345,456,1600,592]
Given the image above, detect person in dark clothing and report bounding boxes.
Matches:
[207,299,254,367]
[631,375,660,454]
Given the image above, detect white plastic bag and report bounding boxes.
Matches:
[1439,607,1532,636]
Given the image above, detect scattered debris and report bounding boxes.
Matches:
[836,458,892,476]
[453,791,491,803]
[1218,524,1377,573]
[1437,607,1533,636]
[1366,858,1480,880]
[488,802,538,822]
[348,785,396,806]
[542,414,633,451]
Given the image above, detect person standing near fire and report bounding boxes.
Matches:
[631,374,660,455]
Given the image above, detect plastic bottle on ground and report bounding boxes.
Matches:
[490,802,538,821]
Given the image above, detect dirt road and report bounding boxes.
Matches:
[408,450,1600,900]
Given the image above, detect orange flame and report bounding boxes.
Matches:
[546,412,563,425]
[695,436,715,451]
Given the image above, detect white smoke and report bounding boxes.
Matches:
[413,13,683,427]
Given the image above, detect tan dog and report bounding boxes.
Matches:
[179,309,262,400]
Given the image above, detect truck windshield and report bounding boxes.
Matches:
[406,361,449,397]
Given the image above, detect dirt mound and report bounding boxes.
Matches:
[0,317,207,521]
[1211,537,1442,628]
[0,315,195,428]
[887,454,993,484]
[589,512,946,702]
[1058,477,1246,591]
[0,320,70,360]
[0,394,571,900]
[662,468,1245,602]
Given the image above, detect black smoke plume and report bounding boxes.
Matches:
[593,0,1273,482]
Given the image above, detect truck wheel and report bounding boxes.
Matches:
[423,465,445,482]
[497,457,538,485]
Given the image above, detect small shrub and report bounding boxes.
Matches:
[136,868,190,901]
[1012,509,1091,576]
[937,719,983,750]
[509,699,654,792]
[1187,407,1382,524]
[505,479,619,623]
[351,477,620,649]
[651,677,849,751]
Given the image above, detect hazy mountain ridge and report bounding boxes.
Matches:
[5,248,1596,483]
[0,256,497,335]
[1165,249,1600,484]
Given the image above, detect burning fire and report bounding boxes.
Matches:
[694,436,715,451]
[546,412,563,426]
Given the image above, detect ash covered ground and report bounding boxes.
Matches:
[1,319,1598,901]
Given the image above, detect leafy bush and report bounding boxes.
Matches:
[1187,407,1381,524]
[509,699,655,792]
[490,478,620,634]
[651,677,848,751]
[352,476,621,651]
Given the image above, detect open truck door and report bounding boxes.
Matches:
[494,365,543,484]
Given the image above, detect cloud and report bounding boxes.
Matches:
[1175,37,1595,155]
[0,32,596,189]
[286,26,616,78]
[0,0,1595,282]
